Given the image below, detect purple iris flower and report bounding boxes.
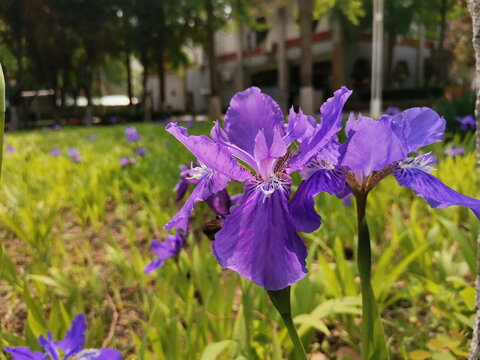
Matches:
[456,115,475,131]
[145,230,187,273]
[6,145,15,152]
[290,107,480,234]
[3,313,122,360]
[67,148,79,157]
[88,134,96,141]
[53,124,61,131]
[445,146,464,158]
[50,148,62,156]
[73,155,83,163]
[125,127,141,143]
[165,86,351,290]
[384,106,400,116]
[110,116,117,124]
[135,147,146,157]
[120,157,135,168]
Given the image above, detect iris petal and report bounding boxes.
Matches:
[339,114,408,179]
[290,164,347,233]
[3,347,47,360]
[165,172,230,231]
[38,333,59,360]
[55,314,86,359]
[166,123,250,182]
[224,87,284,157]
[290,87,352,171]
[391,107,445,152]
[393,157,480,219]
[213,176,307,290]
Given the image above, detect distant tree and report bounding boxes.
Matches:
[297,0,364,113]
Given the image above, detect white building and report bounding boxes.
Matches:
[148,5,432,114]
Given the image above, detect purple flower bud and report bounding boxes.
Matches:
[384,106,400,116]
[50,148,62,156]
[135,147,146,157]
[53,124,61,131]
[67,148,79,157]
[457,115,475,131]
[120,156,136,168]
[444,146,464,158]
[125,126,141,143]
[6,145,15,152]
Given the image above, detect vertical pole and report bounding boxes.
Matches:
[370,0,384,118]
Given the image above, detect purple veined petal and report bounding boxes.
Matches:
[3,346,47,360]
[74,348,122,360]
[224,87,284,157]
[164,171,230,232]
[339,113,409,181]
[290,160,347,233]
[55,313,86,359]
[393,155,480,219]
[210,121,259,172]
[205,188,232,216]
[316,137,341,165]
[38,332,60,360]
[166,123,251,182]
[290,87,352,171]
[213,174,308,291]
[283,107,317,147]
[391,107,445,152]
[254,128,287,179]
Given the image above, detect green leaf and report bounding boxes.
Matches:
[439,217,477,274]
[201,340,232,360]
[231,305,249,359]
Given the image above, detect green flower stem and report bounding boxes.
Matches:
[268,287,308,360]
[0,62,5,180]
[356,193,389,360]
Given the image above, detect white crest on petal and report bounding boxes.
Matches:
[253,173,289,202]
[186,162,212,180]
[302,157,335,180]
[396,153,436,174]
[71,349,100,360]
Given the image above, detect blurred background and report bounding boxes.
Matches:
[0,0,473,128]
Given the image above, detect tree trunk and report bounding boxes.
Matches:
[237,22,246,90]
[438,0,448,86]
[125,46,133,109]
[157,46,166,113]
[206,0,222,119]
[298,0,314,114]
[467,2,480,359]
[141,51,151,122]
[385,1,395,88]
[331,20,344,93]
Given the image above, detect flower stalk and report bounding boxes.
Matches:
[355,193,389,360]
[268,287,308,360]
